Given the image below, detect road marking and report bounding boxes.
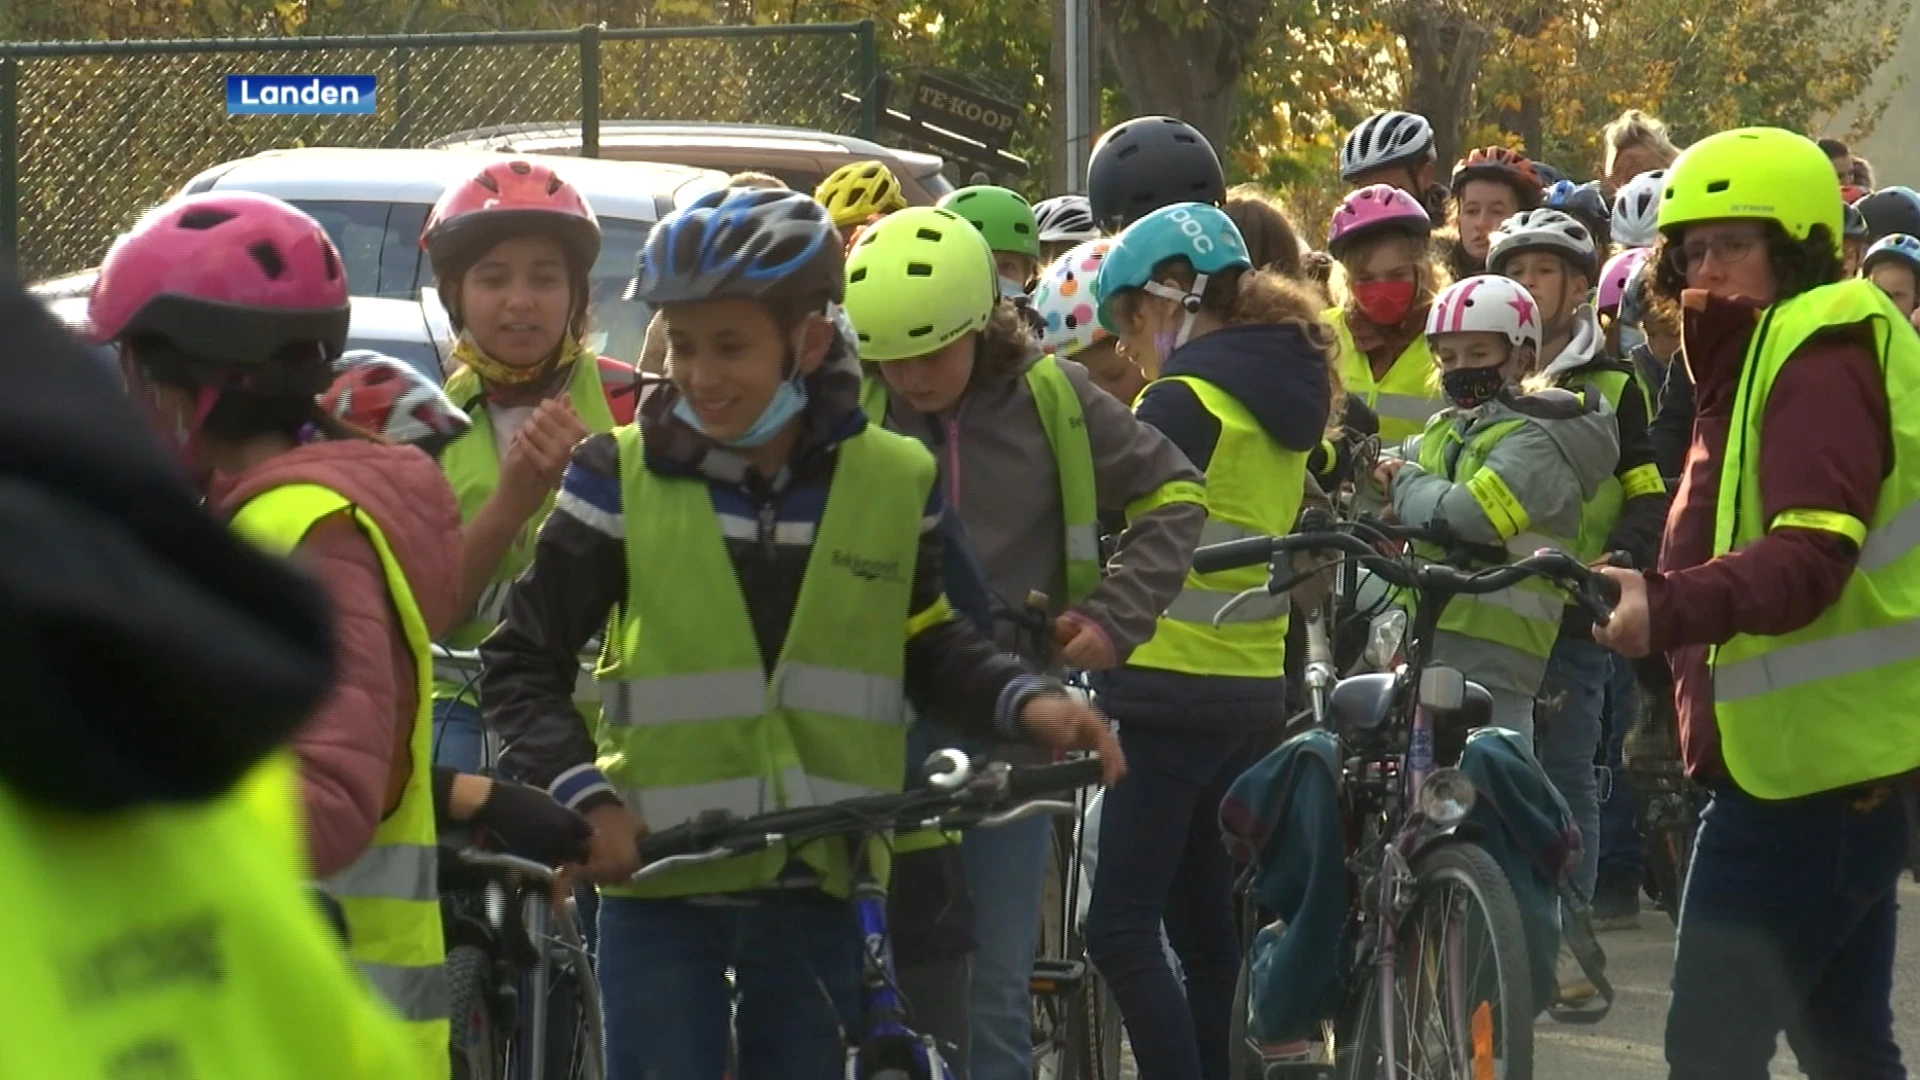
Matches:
[1537,1030,1803,1079]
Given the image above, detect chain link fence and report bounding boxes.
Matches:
[0,21,876,281]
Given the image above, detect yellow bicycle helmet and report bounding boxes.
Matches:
[843,206,997,361]
[1657,127,1844,256]
[815,161,910,230]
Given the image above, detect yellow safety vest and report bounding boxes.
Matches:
[1560,362,1666,561]
[594,423,946,898]
[1325,306,1445,447]
[436,356,619,707]
[1127,375,1303,678]
[0,755,426,1079]
[1711,279,1920,799]
[231,484,449,1078]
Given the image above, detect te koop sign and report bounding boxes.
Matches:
[910,74,1022,152]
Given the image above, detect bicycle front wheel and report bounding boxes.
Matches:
[1337,842,1534,1080]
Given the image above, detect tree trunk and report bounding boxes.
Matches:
[1399,1,1490,169]
[1098,0,1266,151]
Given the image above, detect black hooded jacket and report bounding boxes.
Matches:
[1110,322,1333,732]
[0,267,334,813]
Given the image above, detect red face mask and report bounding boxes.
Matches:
[1353,280,1418,327]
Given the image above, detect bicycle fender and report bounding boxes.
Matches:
[1404,822,1486,867]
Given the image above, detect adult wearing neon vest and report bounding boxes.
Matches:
[1323,185,1448,449]
[420,158,639,773]
[845,205,1205,1080]
[476,187,1121,1080]
[1595,127,1920,1080]
[88,191,460,1077]
[1089,202,1335,1080]
[0,264,420,1079]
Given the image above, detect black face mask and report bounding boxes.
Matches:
[1441,365,1506,409]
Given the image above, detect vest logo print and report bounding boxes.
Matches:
[833,548,905,584]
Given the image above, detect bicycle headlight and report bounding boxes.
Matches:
[1417,767,1476,826]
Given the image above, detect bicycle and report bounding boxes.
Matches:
[631,749,1111,1080]
[1620,657,1700,926]
[1198,518,1619,1080]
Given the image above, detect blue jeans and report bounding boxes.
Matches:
[432,697,485,772]
[1535,637,1609,902]
[1666,780,1908,1080]
[1597,654,1643,878]
[959,808,1053,1080]
[596,893,863,1080]
[1085,726,1255,1080]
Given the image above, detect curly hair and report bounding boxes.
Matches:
[1646,221,1844,322]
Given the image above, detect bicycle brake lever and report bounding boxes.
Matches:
[1211,586,1271,629]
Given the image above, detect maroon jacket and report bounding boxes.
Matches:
[212,440,462,876]
[1644,289,1890,781]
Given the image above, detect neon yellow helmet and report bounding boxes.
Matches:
[815,160,909,230]
[843,206,997,361]
[1657,127,1844,256]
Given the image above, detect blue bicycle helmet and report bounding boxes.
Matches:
[1095,202,1252,334]
[627,187,843,305]
[1862,233,1920,276]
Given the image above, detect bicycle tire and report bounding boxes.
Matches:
[1336,843,1534,1080]
[448,944,507,1080]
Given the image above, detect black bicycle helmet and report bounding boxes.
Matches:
[1857,186,1920,244]
[1087,116,1227,232]
[628,188,844,306]
[1845,203,1869,242]
[1544,180,1613,251]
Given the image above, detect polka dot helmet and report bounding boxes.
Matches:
[1030,239,1113,357]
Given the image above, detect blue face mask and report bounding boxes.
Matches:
[998,275,1028,300]
[1618,324,1649,357]
[674,370,810,449]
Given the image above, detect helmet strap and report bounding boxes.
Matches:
[1143,272,1211,348]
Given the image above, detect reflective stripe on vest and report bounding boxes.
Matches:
[1326,307,1444,447]
[1127,376,1306,678]
[1563,364,1645,561]
[863,361,1102,605]
[230,484,449,1075]
[435,355,619,706]
[598,422,934,898]
[1413,417,1576,661]
[1710,279,1920,799]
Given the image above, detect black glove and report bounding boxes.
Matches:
[472,779,594,867]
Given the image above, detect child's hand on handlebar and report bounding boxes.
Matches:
[1372,458,1406,490]
[1590,566,1652,657]
[1017,694,1126,785]
[579,802,648,884]
[1052,611,1117,671]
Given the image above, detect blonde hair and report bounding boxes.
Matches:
[726,170,788,190]
[638,309,669,375]
[1603,109,1680,170]
[1329,230,1443,321]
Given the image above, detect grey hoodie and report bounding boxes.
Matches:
[872,354,1206,665]
[1387,386,1620,697]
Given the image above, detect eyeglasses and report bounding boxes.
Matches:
[1668,230,1766,274]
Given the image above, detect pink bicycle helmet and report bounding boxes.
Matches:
[89,192,351,388]
[1596,247,1651,316]
[1328,184,1431,258]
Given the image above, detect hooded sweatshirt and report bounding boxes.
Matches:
[0,268,335,814]
[1537,303,1669,615]
[1109,322,1334,731]
[1389,386,1620,698]
[211,441,463,877]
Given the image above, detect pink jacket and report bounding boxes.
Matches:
[213,440,462,876]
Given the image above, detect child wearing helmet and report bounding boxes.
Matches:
[1843,202,1871,276]
[1033,193,1102,264]
[1340,109,1448,218]
[1862,233,1920,316]
[1487,210,1665,960]
[323,349,472,456]
[1591,126,1919,1080]
[939,184,1044,295]
[418,158,642,772]
[1449,146,1542,276]
[815,159,910,243]
[1323,184,1447,451]
[1375,274,1619,740]
[1610,170,1667,251]
[1087,115,1228,233]
[89,191,470,1075]
[1544,179,1614,253]
[846,204,1202,1080]
[1030,238,1147,404]
[477,186,1118,1080]
[1086,201,1339,1080]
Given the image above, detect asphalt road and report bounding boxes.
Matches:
[1536,879,1920,1079]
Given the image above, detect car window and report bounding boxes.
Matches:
[917,170,955,199]
[288,201,400,299]
[589,217,655,365]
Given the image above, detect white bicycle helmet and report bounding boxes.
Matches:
[1031,239,1113,356]
[1486,208,1600,277]
[1610,169,1667,249]
[1340,111,1436,182]
[1426,274,1542,355]
[1033,195,1101,244]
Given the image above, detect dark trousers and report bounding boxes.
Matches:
[1665,779,1909,1080]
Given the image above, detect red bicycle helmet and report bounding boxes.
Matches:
[323,350,471,454]
[1451,146,1543,209]
[421,159,602,280]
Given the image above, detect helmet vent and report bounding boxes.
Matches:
[1706,180,1731,194]
[1173,133,1198,145]
[546,173,565,195]
[1013,221,1031,235]
[248,241,287,280]
[509,160,533,175]
[907,324,934,339]
[475,170,502,193]
[176,208,237,230]
[322,245,342,280]
[848,267,868,283]
[914,228,943,243]
[1116,144,1142,162]
[906,262,934,277]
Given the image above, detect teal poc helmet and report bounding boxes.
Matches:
[1094,202,1253,341]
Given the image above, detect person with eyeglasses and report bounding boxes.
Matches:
[1593,128,1919,1080]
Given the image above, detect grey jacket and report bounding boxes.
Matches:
[1387,387,1620,697]
[872,354,1206,666]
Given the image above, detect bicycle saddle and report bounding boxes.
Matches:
[1329,672,1397,738]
